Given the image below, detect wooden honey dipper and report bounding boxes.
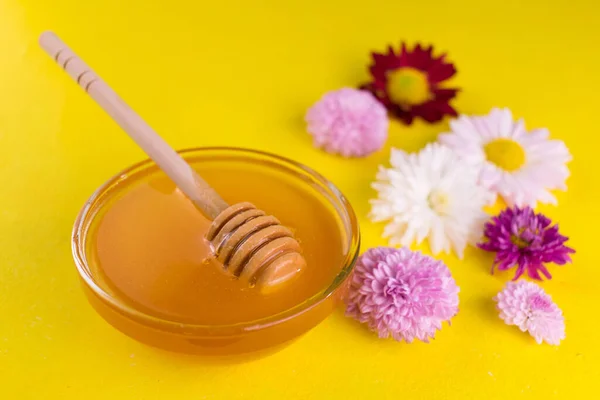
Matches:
[39,32,306,291]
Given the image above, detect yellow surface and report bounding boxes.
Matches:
[1,0,599,398]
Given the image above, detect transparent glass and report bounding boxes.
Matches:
[72,147,360,358]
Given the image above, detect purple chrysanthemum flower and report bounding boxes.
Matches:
[345,247,459,343]
[478,206,574,280]
[495,281,565,345]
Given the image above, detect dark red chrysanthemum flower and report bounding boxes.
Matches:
[360,43,459,125]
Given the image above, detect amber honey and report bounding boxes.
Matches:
[74,148,359,356]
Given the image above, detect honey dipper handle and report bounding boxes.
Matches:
[38,31,228,219]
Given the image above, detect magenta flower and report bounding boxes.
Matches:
[305,88,388,157]
[495,281,565,345]
[345,247,459,343]
[478,207,574,280]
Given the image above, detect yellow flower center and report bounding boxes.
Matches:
[386,67,431,107]
[428,190,449,215]
[483,139,526,172]
[511,235,529,249]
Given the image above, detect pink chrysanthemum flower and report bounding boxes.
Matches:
[495,281,565,345]
[305,88,388,157]
[346,247,459,343]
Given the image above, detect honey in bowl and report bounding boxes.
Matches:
[73,148,359,357]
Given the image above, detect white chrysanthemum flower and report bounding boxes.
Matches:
[370,143,493,258]
[438,108,572,207]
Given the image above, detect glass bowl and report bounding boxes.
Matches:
[72,147,360,358]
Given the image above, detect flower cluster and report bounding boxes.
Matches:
[304,41,574,346]
[305,42,458,157]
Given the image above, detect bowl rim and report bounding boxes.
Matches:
[72,146,360,335]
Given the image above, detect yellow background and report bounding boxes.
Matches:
[1,0,598,398]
